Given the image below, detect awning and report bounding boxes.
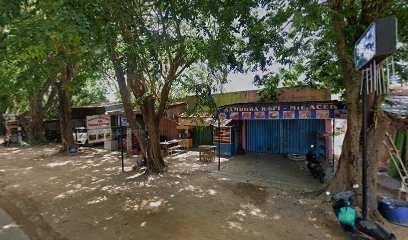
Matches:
[178,117,214,126]
[177,117,233,127]
[211,119,232,127]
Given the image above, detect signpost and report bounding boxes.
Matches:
[217,113,221,171]
[120,115,124,172]
[354,16,398,219]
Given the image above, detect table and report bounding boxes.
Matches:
[160,139,182,156]
[198,145,216,162]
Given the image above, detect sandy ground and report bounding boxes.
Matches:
[0,144,406,240]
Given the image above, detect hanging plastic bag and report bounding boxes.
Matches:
[338,207,356,227]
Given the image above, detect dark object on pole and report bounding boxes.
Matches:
[218,113,221,171]
[362,69,368,219]
[120,115,124,173]
[332,119,335,170]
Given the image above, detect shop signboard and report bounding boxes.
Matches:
[86,115,112,143]
[354,16,397,70]
[218,102,347,120]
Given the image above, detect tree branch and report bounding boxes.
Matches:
[43,73,57,112]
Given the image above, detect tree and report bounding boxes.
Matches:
[72,78,109,107]
[1,0,108,147]
[242,0,407,214]
[71,0,257,172]
[0,1,57,143]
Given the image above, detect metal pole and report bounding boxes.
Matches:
[218,113,221,171]
[120,115,124,173]
[332,118,335,170]
[362,67,368,219]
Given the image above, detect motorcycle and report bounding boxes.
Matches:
[327,186,396,240]
[306,145,326,183]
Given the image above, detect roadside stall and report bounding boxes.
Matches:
[217,101,348,159]
[213,120,235,156]
[177,114,214,147]
[3,114,25,145]
[176,125,194,148]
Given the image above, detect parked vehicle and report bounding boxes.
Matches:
[73,127,91,145]
[306,145,326,183]
[327,187,396,240]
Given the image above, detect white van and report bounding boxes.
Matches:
[73,127,90,145]
[73,127,112,146]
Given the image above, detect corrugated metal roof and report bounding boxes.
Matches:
[383,96,408,120]
[72,102,123,109]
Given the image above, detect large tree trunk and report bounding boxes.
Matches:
[25,76,55,144]
[55,65,75,150]
[143,109,166,173]
[111,56,167,172]
[327,0,363,193]
[366,111,391,212]
[29,91,46,144]
[141,98,166,173]
[327,104,362,190]
[327,0,391,213]
[110,51,149,160]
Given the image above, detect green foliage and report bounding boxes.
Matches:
[179,63,228,115]
[243,0,407,95]
[0,60,23,112]
[0,0,111,116]
[72,78,109,107]
[68,0,259,116]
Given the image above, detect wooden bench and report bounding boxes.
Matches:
[168,145,183,156]
[161,139,182,157]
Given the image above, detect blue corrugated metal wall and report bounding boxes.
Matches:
[246,120,325,154]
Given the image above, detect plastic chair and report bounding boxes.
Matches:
[398,176,408,201]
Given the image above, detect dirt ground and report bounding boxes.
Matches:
[0,144,406,240]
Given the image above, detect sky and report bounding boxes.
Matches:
[223,72,261,92]
[106,72,262,102]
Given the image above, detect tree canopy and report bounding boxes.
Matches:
[242,0,407,94]
[61,0,260,172]
[239,0,407,214]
